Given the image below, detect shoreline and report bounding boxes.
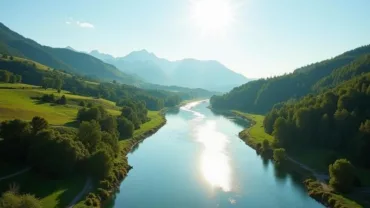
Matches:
[229,110,363,208]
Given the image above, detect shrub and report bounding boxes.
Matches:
[97,188,110,201]
[41,94,55,103]
[329,159,355,193]
[79,101,86,107]
[273,148,287,165]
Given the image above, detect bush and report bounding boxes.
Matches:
[57,95,67,105]
[117,117,134,139]
[273,148,287,165]
[329,159,355,193]
[41,94,55,103]
[79,101,86,107]
[97,188,110,201]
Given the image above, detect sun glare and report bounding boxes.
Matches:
[190,0,235,35]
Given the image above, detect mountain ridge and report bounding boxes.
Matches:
[89,49,250,91]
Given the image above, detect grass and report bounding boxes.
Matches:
[133,111,165,137]
[0,170,86,208]
[0,84,121,125]
[231,110,274,147]
[304,179,365,208]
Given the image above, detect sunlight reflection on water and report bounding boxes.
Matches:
[197,121,232,192]
[181,101,232,192]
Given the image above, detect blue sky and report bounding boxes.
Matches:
[1,0,369,78]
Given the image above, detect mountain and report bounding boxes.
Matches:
[0,22,140,85]
[89,50,249,92]
[210,44,370,113]
[65,46,76,51]
[90,50,115,61]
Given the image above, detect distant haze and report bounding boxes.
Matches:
[89,49,250,92]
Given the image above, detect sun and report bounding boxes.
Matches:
[190,0,235,35]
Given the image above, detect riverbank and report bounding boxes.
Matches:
[73,110,167,208]
[231,110,365,208]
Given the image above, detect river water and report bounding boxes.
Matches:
[111,101,323,208]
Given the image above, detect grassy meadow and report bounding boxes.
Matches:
[232,110,274,147]
[0,83,120,125]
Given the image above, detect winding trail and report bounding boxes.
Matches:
[67,177,92,208]
[0,167,31,181]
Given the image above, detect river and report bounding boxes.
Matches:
[110,100,323,208]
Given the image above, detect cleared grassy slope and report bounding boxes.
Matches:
[0,83,120,125]
[232,110,274,147]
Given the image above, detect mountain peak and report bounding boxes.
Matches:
[89,50,115,61]
[66,46,76,51]
[123,49,158,62]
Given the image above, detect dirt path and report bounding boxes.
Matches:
[0,167,31,181]
[287,156,329,182]
[67,177,92,208]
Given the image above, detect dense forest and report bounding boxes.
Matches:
[211,45,370,114]
[264,73,370,168]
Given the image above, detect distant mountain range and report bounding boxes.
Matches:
[89,49,250,91]
[0,22,218,98]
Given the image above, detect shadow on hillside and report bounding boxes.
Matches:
[64,120,79,128]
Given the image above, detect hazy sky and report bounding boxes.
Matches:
[1,0,370,78]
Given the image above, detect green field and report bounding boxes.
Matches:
[232,110,274,147]
[0,83,120,125]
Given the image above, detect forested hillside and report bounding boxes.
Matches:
[0,22,139,84]
[211,45,370,113]
[264,72,370,168]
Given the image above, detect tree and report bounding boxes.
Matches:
[2,54,8,59]
[9,56,13,61]
[0,191,21,208]
[58,95,67,105]
[0,119,32,161]
[273,148,287,165]
[54,78,63,92]
[88,150,113,178]
[28,129,88,176]
[20,194,42,208]
[100,116,118,136]
[0,70,11,82]
[101,131,119,154]
[117,117,134,139]
[31,116,48,134]
[77,120,102,153]
[79,101,86,107]
[77,107,102,122]
[121,106,141,129]
[15,75,22,83]
[329,159,355,193]
[0,191,42,208]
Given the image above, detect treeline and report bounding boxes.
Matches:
[264,73,370,168]
[211,45,370,114]
[0,69,22,83]
[77,100,147,139]
[0,57,182,110]
[0,115,130,207]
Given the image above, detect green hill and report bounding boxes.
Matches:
[0,22,140,85]
[0,83,120,125]
[211,44,370,113]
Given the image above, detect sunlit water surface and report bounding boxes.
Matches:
[110,101,323,208]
